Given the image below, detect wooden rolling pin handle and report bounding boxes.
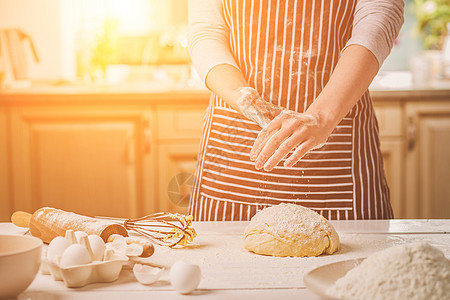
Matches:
[11,211,32,228]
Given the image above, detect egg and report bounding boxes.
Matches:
[74,231,88,243]
[133,264,164,285]
[87,235,106,261]
[170,261,201,294]
[60,244,91,268]
[47,236,71,263]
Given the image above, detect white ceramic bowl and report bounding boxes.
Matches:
[0,235,43,299]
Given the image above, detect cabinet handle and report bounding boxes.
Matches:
[407,117,416,151]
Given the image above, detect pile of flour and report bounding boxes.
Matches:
[327,242,450,300]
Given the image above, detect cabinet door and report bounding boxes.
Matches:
[374,102,403,137]
[374,102,404,218]
[0,107,11,221]
[405,102,450,218]
[157,143,200,214]
[379,140,404,218]
[10,105,154,219]
[156,104,206,215]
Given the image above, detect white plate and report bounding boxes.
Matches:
[303,258,365,300]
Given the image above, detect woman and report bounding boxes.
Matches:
[187,0,404,221]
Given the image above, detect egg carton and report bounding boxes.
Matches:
[41,230,136,288]
[43,255,128,288]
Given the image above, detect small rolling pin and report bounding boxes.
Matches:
[11,207,154,257]
[11,207,129,243]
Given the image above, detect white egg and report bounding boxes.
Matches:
[47,236,71,263]
[74,231,88,243]
[133,264,164,285]
[88,235,106,261]
[170,261,201,294]
[60,244,91,268]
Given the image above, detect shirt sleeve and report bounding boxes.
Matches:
[344,0,404,68]
[188,0,240,84]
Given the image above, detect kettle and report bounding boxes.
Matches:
[0,28,39,88]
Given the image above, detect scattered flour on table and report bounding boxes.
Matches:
[327,242,450,300]
[139,233,391,290]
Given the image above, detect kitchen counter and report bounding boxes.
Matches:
[1,71,450,104]
[369,71,450,100]
[1,220,449,300]
[0,81,211,105]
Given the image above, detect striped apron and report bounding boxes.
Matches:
[189,0,393,221]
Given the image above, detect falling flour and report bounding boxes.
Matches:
[327,242,450,300]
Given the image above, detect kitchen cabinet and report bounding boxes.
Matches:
[8,104,156,219]
[156,104,206,140]
[373,101,405,218]
[379,140,404,218]
[404,101,450,219]
[0,107,11,221]
[0,90,209,222]
[156,104,206,214]
[373,93,450,219]
[157,143,200,214]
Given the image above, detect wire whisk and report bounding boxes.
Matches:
[96,212,197,247]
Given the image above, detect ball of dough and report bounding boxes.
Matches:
[244,203,340,257]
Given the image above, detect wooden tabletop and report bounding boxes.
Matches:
[1,220,449,300]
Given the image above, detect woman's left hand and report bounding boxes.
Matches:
[249,109,334,171]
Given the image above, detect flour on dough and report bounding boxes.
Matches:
[244,203,340,257]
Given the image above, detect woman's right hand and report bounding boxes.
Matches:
[235,87,283,128]
[204,64,283,128]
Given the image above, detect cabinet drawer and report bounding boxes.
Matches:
[157,105,207,140]
[374,103,403,137]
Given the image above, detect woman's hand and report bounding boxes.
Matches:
[235,87,283,128]
[202,65,283,128]
[249,109,335,171]
[248,45,381,172]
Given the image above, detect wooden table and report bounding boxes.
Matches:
[1,220,449,300]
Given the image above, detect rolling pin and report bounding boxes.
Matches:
[11,207,129,243]
[11,207,154,257]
